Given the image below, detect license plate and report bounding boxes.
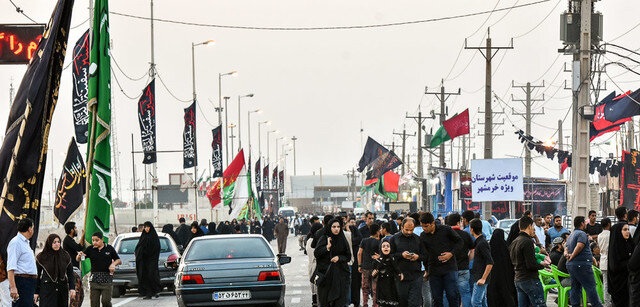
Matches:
[129,261,136,268]
[212,290,251,301]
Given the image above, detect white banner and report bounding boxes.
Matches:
[471,158,524,202]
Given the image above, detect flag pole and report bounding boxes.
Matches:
[0,103,32,217]
[83,102,98,242]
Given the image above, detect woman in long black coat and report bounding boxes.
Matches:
[608,223,635,307]
[487,228,517,307]
[135,221,162,299]
[314,218,351,307]
[629,241,640,306]
[35,234,76,307]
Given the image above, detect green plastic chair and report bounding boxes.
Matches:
[538,269,559,300]
[577,265,605,306]
[551,266,572,307]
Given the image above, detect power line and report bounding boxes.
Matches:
[513,0,562,38]
[609,21,640,42]
[8,0,37,23]
[110,0,551,31]
[155,68,192,103]
[111,54,149,81]
[111,68,146,100]
[490,0,520,27]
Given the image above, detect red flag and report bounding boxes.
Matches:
[442,109,470,140]
[383,171,400,193]
[560,158,569,174]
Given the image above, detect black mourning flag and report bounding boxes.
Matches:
[0,0,74,264]
[138,80,157,164]
[357,137,388,172]
[272,166,278,191]
[263,164,269,189]
[278,170,284,197]
[255,158,261,192]
[183,101,197,168]
[54,138,86,224]
[366,150,403,179]
[71,29,89,143]
[211,125,222,177]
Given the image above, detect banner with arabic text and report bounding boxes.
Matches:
[137,80,156,164]
[211,125,222,177]
[71,29,89,144]
[54,138,86,224]
[182,101,196,168]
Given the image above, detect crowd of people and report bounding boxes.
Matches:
[297,208,640,307]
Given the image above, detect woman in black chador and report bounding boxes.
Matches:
[135,221,162,299]
[35,234,75,307]
[487,228,517,307]
[314,218,352,307]
[608,223,635,307]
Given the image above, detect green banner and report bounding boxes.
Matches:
[83,0,111,275]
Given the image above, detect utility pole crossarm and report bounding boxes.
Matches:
[425,80,462,168]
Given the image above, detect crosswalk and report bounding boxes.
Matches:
[272,235,313,306]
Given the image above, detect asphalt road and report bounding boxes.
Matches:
[105,234,312,307]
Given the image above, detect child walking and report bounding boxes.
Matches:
[373,238,403,307]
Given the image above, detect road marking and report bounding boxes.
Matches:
[291,290,302,295]
[113,297,137,307]
[291,283,302,287]
[291,297,301,304]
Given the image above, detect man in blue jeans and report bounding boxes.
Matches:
[469,218,493,307]
[565,216,602,307]
[447,213,473,307]
[509,216,546,307]
[420,212,463,307]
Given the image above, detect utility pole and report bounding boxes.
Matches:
[466,28,513,220]
[511,81,546,178]
[425,79,461,167]
[453,134,475,170]
[407,109,435,211]
[557,120,565,180]
[628,121,635,150]
[394,125,415,175]
[291,136,298,176]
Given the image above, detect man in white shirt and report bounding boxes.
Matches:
[597,217,611,306]
[7,218,37,307]
[534,215,546,248]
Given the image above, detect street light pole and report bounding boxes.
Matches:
[291,136,298,176]
[237,93,254,151]
[275,136,284,167]
[247,109,260,160]
[223,96,230,166]
[257,121,269,162]
[218,71,236,127]
[267,130,277,165]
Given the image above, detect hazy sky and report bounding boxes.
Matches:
[0,0,638,203]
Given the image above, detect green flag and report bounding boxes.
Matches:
[83,0,111,275]
[429,125,451,148]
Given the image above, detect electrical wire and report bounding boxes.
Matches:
[8,0,37,23]
[489,0,520,27]
[513,0,562,38]
[155,68,192,103]
[466,0,502,39]
[111,54,150,81]
[111,68,146,100]
[110,0,551,31]
[609,21,640,42]
[71,18,90,30]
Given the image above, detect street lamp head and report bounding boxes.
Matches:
[246,93,254,98]
[229,71,238,76]
[203,39,215,46]
[223,96,230,100]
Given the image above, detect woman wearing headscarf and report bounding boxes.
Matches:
[161,224,178,243]
[34,234,75,307]
[135,221,162,299]
[487,228,517,307]
[251,218,262,234]
[314,218,352,307]
[629,240,640,305]
[608,223,635,307]
[207,222,218,235]
[187,221,205,246]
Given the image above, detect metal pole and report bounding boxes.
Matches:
[525,82,531,178]
[131,134,137,226]
[291,136,297,176]
[224,96,230,166]
[218,74,222,126]
[191,43,196,103]
[238,96,242,151]
[248,111,252,158]
[558,120,563,180]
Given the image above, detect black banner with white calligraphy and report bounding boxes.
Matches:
[54,138,86,224]
[138,80,156,164]
[211,125,222,177]
[279,170,284,197]
[255,158,261,192]
[183,101,197,168]
[71,29,89,144]
[272,166,278,191]
[263,164,269,189]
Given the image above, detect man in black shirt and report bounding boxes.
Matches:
[419,212,462,307]
[445,213,473,307]
[507,210,532,246]
[389,217,425,307]
[469,218,493,307]
[358,223,380,307]
[62,222,84,269]
[175,217,191,247]
[78,232,122,307]
[509,216,545,307]
[359,212,375,239]
[585,210,603,241]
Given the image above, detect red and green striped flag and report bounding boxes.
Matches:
[430,109,470,148]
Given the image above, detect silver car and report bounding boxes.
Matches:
[173,234,291,307]
[111,232,181,297]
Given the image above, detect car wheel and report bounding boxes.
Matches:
[166,284,175,294]
[111,286,125,298]
[272,297,285,307]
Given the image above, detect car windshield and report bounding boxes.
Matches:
[499,220,516,228]
[280,210,294,217]
[185,237,274,261]
[118,237,172,254]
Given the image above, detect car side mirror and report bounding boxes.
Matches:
[177,245,184,253]
[277,255,291,265]
[164,258,180,269]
